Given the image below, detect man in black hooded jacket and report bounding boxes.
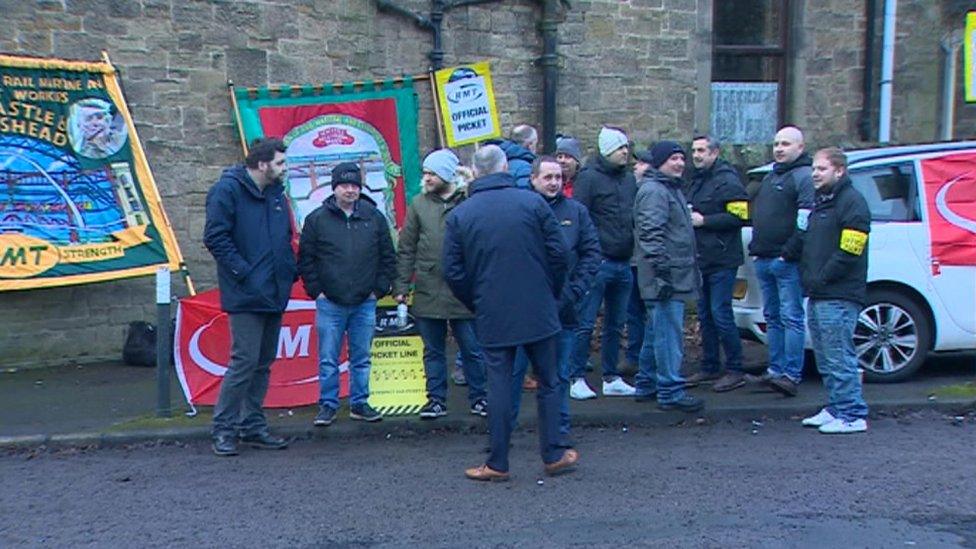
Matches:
[748,126,814,397]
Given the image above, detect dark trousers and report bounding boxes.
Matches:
[484,335,563,473]
[212,312,282,438]
[698,268,744,374]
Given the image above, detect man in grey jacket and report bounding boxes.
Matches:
[632,141,704,413]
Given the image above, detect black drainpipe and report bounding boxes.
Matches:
[858,0,877,142]
[537,0,561,153]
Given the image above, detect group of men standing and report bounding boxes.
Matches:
[203,120,871,475]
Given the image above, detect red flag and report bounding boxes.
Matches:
[174,283,348,408]
[920,152,976,266]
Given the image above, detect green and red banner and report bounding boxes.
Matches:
[231,81,422,230]
[0,54,183,291]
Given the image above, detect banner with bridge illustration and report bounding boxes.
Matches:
[0,54,183,291]
[232,80,422,230]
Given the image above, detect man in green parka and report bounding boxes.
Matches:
[395,149,488,419]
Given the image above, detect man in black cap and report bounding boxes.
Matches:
[298,162,397,427]
[632,141,704,413]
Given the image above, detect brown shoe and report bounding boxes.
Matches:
[465,464,510,482]
[767,375,798,397]
[523,375,539,391]
[544,449,580,476]
[685,371,721,388]
[713,372,747,393]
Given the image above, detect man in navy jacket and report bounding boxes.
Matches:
[443,145,576,481]
[203,138,296,457]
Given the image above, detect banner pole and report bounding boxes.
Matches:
[156,267,172,418]
[228,80,250,154]
[428,68,446,148]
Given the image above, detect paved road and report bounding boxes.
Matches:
[3,410,974,547]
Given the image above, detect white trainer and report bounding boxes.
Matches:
[602,377,636,397]
[569,378,598,400]
[818,418,868,434]
[801,408,836,427]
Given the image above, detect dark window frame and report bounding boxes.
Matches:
[712,0,791,127]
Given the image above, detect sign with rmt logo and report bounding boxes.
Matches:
[435,61,501,147]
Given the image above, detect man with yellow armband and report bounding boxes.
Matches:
[785,148,870,434]
[685,135,750,392]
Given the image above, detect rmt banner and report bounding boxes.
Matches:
[232,79,422,230]
[175,285,426,414]
[435,61,502,147]
[0,54,183,291]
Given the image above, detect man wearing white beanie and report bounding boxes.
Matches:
[569,127,638,399]
[394,149,488,420]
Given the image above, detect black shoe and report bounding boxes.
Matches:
[212,435,239,457]
[419,399,447,419]
[240,432,288,450]
[313,405,337,426]
[470,398,488,417]
[684,371,722,388]
[767,375,798,397]
[657,395,705,413]
[350,403,383,422]
[634,391,657,403]
[744,372,772,384]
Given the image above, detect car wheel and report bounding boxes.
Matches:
[855,289,932,383]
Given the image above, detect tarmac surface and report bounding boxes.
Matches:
[1,340,973,446]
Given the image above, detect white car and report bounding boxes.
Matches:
[734,142,976,382]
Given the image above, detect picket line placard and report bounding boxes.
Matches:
[434,61,502,147]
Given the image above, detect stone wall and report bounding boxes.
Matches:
[0,0,969,368]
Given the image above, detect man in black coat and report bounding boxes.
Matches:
[204,138,296,456]
[686,135,749,392]
[786,148,870,434]
[510,155,602,441]
[443,145,576,481]
[298,162,396,427]
[569,127,639,399]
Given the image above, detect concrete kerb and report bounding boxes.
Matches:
[2,398,972,451]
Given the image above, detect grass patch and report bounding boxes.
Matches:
[106,413,210,432]
[932,382,976,399]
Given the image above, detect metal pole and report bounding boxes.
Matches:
[940,32,962,141]
[878,0,897,143]
[156,267,172,418]
[539,0,560,153]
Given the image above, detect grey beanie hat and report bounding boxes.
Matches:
[555,137,582,164]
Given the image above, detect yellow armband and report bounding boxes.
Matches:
[839,228,868,256]
[725,200,749,220]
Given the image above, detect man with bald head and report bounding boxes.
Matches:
[444,145,576,481]
[748,125,814,396]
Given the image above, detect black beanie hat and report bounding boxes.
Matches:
[648,141,685,169]
[331,162,362,189]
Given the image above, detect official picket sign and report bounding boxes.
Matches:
[434,61,502,147]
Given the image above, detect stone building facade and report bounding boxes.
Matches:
[1,0,973,367]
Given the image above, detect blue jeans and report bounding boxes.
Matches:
[635,299,688,403]
[571,259,632,380]
[511,328,575,437]
[484,336,563,473]
[316,296,376,410]
[808,299,868,421]
[698,268,744,374]
[625,266,646,366]
[754,258,805,382]
[415,317,486,405]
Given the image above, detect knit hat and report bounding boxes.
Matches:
[331,162,362,189]
[422,149,460,183]
[555,136,582,164]
[648,140,685,169]
[598,127,629,157]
